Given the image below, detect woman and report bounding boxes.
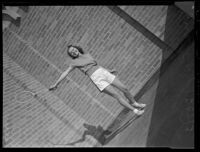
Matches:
[49,45,146,115]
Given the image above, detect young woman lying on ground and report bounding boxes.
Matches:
[49,45,146,115]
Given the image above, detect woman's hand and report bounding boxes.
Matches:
[49,84,58,91]
[110,69,118,75]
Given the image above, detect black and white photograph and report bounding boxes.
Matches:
[2,2,196,148]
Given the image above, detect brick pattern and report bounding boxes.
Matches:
[119,5,194,49]
[3,6,192,147]
[3,53,97,147]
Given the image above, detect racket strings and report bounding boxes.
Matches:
[15,91,35,103]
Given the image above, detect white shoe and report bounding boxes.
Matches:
[132,102,146,109]
[133,109,145,115]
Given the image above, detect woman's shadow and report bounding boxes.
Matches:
[65,123,112,146]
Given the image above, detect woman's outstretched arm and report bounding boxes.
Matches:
[49,65,75,90]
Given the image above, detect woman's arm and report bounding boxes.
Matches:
[49,65,75,90]
[107,68,118,75]
[55,66,74,85]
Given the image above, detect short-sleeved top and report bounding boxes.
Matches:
[71,54,97,74]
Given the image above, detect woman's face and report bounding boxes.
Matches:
[68,46,80,58]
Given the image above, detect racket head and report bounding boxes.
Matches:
[15,91,36,103]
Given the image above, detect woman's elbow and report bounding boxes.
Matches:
[69,64,76,70]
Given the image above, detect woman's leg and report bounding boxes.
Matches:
[102,85,144,115]
[111,77,146,109]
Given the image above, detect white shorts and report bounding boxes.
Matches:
[90,67,116,91]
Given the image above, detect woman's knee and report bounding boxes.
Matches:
[119,85,129,93]
[104,87,120,100]
[103,86,116,96]
[112,78,129,93]
[106,90,119,99]
[110,92,124,102]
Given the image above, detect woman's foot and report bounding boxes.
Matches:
[133,108,145,115]
[132,102,146,109]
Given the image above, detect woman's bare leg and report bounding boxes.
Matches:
[111,77,146,109]
[102,85,144,115]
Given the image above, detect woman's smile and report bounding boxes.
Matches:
[69,47,79,57]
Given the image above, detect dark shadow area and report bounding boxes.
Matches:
[145,5,194,148]
[163,5,194,50]
[146,42,194,148]
[145,9,194,147]
[146,40,194,148]
[65,123,112,146]
[65,118,141,146]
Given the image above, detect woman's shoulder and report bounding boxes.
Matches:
[69,59,79,67]
[69,53,95,66]
[80,53,93,59]
[69,57,85,67]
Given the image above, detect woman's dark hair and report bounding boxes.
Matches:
[67,45,84,59]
